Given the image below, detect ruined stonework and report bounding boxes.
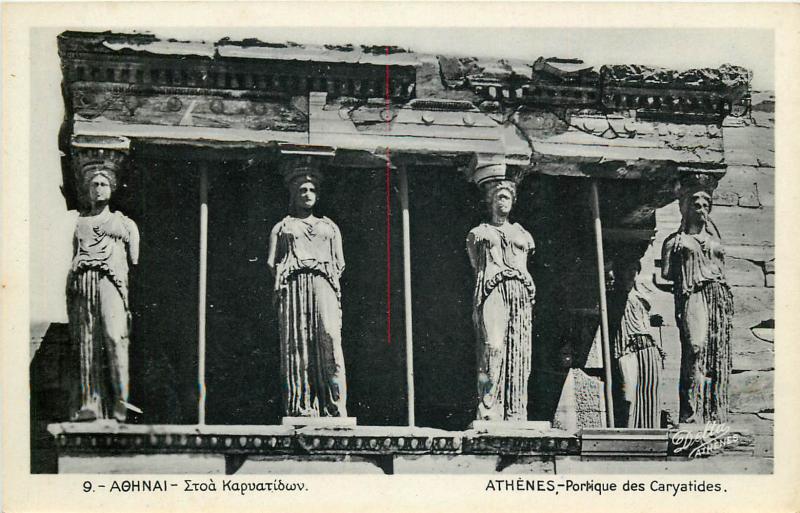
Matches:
[718,92,774,458]
[553,369,607,432]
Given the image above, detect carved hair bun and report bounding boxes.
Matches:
[481,179,517,203]
[283,167,323,191]
[674,172,717,200]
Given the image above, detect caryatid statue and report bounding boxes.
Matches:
[609,260,665,429]
[661,180,734,424]
[267,162,348,418]
[466,176,536,422]
[67,147,139,422]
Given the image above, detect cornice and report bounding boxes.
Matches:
[58,31,752,124]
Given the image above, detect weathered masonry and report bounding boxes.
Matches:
[32,31,773,473]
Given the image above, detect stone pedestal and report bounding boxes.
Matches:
[581,428,670,457]
[281,416,357,428]
[468,420,552,433]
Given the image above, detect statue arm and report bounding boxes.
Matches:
[466,231,479,277]
[266,222,281,277]
[126,218,140,266]
[660,234,677,281]
[332,222,345,276]
[526,228,535,254]
[637,284,652,311]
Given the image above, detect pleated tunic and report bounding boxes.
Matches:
[467,222,536,422]
[66,209,138,421]
[271,216,347,417]
[613,284,662,429]
[662,229,734,423]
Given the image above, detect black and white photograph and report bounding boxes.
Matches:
[3,2,800,512]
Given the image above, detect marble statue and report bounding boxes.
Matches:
[610,261,664,429]
[466,179,536,422]
[67,158,139,422]
[267,168,348,417]
[661,188,734,423]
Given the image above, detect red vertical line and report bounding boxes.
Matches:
[385,46,392,346]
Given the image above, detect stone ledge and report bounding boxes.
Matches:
[581,429,670,457]
[47,422,766,460]
[46,422,580,457]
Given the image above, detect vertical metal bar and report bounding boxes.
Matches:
[398,165,415,427]
[197,162,209,425]
[590,180,615,428]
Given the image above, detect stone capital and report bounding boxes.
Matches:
[71,135,130,172]
[463,154,536,190]
[673,170,721,201]
[276,144,336,186]
[461,154,506,185]
[69,135,131,205]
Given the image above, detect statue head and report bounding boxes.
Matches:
[674,173,718,232]
[615,259,642,294]
[679,189,713,229]
[481,179,517,218]
[73,142,127,210]
[285,169,322,213]
[78,163,119,208]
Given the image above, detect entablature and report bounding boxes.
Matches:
[59,31,751,123]
[59,31,737,210]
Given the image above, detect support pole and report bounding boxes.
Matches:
[197,162,208,425]
[590,180,615,428]
[398,166,415,427]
